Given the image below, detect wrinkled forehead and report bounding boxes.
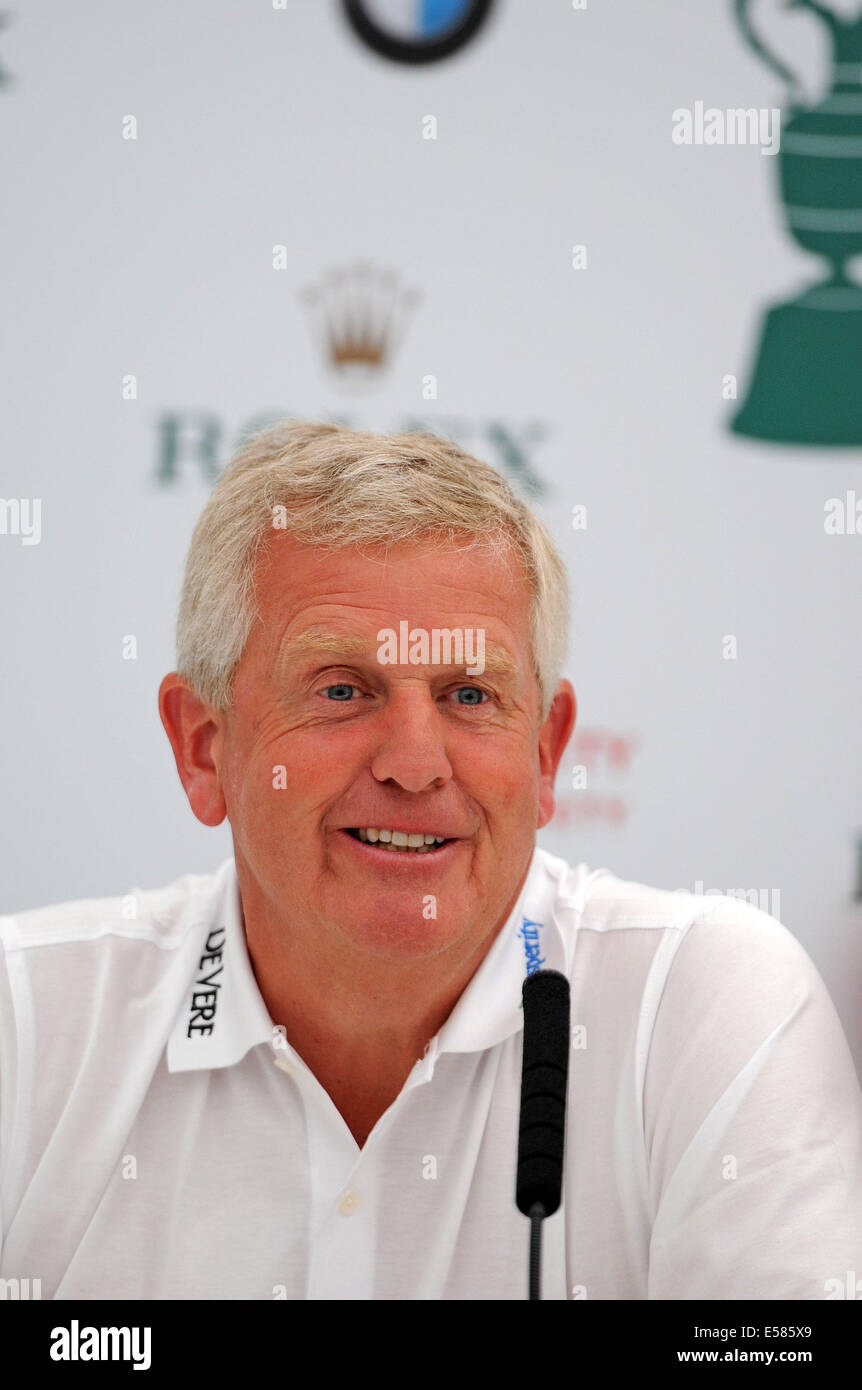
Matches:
[244,532,535,676]
[252,531,530,615]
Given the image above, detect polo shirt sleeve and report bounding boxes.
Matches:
[642,899,862,1299]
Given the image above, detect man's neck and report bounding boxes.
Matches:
[235,872,526,1148]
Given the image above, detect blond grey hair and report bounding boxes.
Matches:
[175,420,569,719]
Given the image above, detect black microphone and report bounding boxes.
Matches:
[515,968,570,1300]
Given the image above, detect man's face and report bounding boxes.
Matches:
[203,534,573,962]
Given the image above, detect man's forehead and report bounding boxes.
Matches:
[256,531,527,596]
[257,532,528,616]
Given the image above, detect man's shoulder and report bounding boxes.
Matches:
[541,853,848,1086]
[0,860,231,960]
[539,849,815,997]
[0,861,236,1093]
[0,861,240,1184]
[542,849,793,943]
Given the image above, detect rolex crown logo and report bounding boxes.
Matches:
[301,261,421,381]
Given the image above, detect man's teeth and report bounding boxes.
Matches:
[355,828,447,853]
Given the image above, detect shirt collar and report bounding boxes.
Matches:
[167,857,273,1073]
[433,846,579,1056]
[166,847,581,1073]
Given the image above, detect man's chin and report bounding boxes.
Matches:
[328,905,468,960]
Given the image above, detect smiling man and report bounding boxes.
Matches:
[163,466,573,1151]
[1,421,861,1300]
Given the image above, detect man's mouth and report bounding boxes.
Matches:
[343,827,453,855]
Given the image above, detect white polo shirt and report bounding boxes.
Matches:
[1,848,861,1300]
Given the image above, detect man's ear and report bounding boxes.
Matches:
[158,674,228,827]
[537,678,576,831]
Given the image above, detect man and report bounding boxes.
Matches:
[1,421,861,1300]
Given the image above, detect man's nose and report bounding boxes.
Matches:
[369,689,453,792]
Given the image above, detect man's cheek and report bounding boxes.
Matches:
[485,756,536,800]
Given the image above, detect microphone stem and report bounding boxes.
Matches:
[528,1201,545,1300]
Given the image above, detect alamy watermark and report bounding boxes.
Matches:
[824,1270,862,1299]
[674,880,781,921]
[50,1322,151,1370]
[0,497,41,545]
[672,102,780,156]
[0,1277,42,1299]
[377,622,485,676]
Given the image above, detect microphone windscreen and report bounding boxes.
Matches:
[515,969,570,1217]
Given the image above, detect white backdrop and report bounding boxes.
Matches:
[2,0,860,1076]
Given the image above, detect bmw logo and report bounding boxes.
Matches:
[343,0,495,65]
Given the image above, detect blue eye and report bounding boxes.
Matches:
[324,684,356,701]
[454,687,486,705]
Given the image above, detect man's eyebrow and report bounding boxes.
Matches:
[469,644,518,677]
[280,629,370,660]
[278,627,520,677]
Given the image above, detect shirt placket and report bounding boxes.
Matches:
[272,1040,439,1299]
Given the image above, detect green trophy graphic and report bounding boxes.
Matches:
[732,0,862,444]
